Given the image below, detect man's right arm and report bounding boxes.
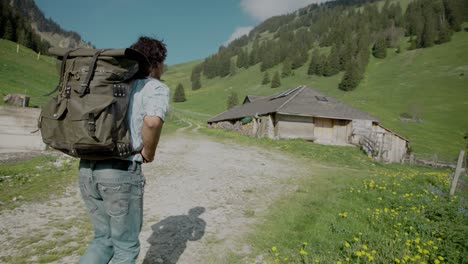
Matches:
[140,116,163,163]
[140,81,170,163]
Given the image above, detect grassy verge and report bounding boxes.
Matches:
[248,167,467,264]
[0,154,78,211]
[197,125,467,264]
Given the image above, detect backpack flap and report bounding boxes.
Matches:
[39,97,70,151]
[68,94,116,146]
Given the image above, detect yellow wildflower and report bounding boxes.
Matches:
[344,242,350,248]
[272,246,277,252]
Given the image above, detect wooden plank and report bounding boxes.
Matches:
[450,150,465,196]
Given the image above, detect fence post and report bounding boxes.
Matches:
[432,153,438,167]
[409,153,415,165]
[450,150,465,196]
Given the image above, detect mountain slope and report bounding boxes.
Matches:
[5,0,92,48]
[165,31,468,160]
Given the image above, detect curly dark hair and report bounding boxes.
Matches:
[129,36,167,68]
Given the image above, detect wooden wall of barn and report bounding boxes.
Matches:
[350,119,374,145]
[274,114,315,140]
[313,117,352,145]
[274,114,352,145]
[255,115,275,138]
[372,125,408,163]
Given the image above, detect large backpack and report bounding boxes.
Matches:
[39,48,149,160]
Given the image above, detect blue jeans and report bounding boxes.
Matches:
[78,159,145,264]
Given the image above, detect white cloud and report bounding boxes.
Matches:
[240,0,328,21]
[224,26,254,46]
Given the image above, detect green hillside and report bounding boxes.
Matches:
[1,31,466,160]
[0,39,58,107]
[165,31,468,160]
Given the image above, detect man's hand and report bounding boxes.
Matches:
[141,115,164,163]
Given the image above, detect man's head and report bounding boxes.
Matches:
[130,36,167,79]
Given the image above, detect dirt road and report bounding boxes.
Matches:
[0,124,307,263]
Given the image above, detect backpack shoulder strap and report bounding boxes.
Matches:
[43,49,77,96]
[76,49,107,97]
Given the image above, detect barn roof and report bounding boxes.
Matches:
[242,95,266,104]
[207,85,379,123]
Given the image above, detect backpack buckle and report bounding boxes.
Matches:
[65,86,71,99]
[88,113,96,138]
[113,84,128,97]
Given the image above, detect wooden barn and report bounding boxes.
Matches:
[208,86,409,163]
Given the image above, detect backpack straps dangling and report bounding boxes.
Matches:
[43,49,77,96]
[77,49,105,97]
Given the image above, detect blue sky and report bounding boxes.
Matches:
[35,0,326,65]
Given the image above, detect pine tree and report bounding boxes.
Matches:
[236,49,248,68]
[315,54,326,76]
[192,77,201,91]
[372,37,387,58]
[307,49,320,75]
[271,71,281,88]
[230,60,237,76]
[338,59,361,91]
[4,19,14,40]
[420,8,437,48]
[437,20,452,44]
[262,71,270,85]
[323,45,340,77]
[281,59,292,78]
[444,0,462,32]
[173,83,186,102]
[226,91,239,109]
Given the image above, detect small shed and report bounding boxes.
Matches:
[208,85,409,163]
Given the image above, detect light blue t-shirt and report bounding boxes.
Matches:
[126,77,170,162]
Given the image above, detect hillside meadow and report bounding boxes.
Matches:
[0,39,58,107]
[165,31,468,160]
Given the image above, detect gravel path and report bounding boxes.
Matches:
[0,124,307,263]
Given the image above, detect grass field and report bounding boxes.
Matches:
[0,39,58,107]
[0,155,77,211]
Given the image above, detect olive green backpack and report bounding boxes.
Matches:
[39,48,149,159]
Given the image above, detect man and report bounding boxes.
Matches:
[78,36,170,264]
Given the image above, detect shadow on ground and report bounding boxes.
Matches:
[143,207,206,264]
